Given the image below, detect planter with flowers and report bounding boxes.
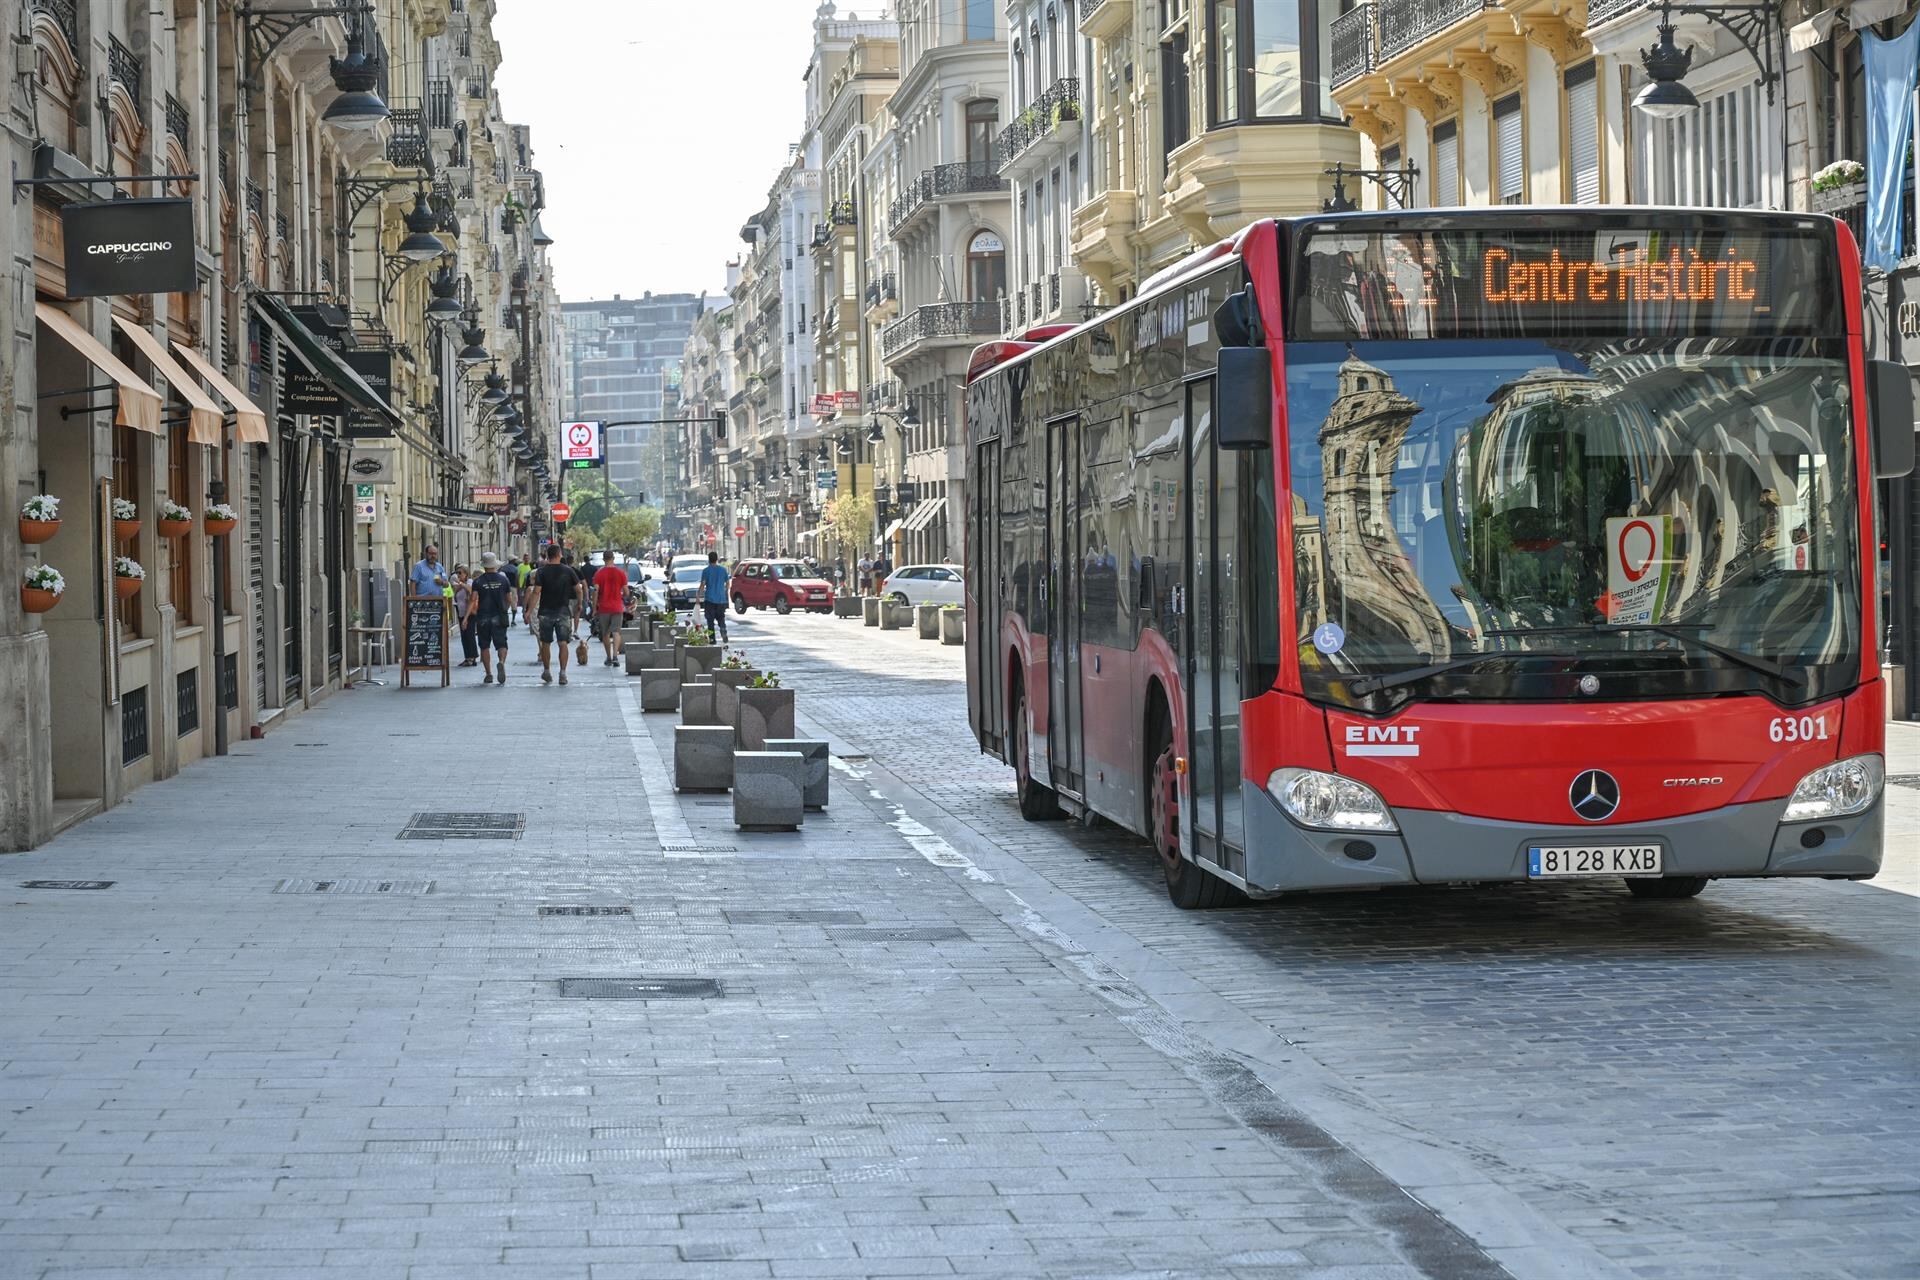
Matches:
[734,671,794,751]
[111,498,139,543]
[158,499,193,539]
[20,494,61,544]
[204,502,238,537]
[21,564,65,614]
[1811,160,1866,214]
[113,555,145,600]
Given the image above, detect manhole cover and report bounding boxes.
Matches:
[274,878,434,895]
[1889,773,1920,791]
[400,812,524,840]
[556,977,721,1000]
[827,926,970,943]
[726,910,865,925]
[21,880,113,890]
[539,906,634,917]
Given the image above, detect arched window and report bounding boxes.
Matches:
[966,231,1006,302]
[965,100,998,172]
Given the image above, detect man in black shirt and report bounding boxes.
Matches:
[465,552,517,685]
[525,544,582,686]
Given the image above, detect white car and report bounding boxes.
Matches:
[878,563,964,607]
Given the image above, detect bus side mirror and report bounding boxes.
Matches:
[1868,359,1914,479]
[1217,346,1273,451]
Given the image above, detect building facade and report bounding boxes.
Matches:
[1,0,559,852]
[1002,0,1090,329]
[560,293,708,500]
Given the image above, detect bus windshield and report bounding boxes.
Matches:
[1283,338,1861,708]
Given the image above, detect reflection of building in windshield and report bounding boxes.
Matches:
[1315,354,1450,660]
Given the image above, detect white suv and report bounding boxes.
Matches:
[879,563,964,607]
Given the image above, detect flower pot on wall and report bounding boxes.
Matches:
[114,576,141,600]
[20,586,60,614]
[157,518,192,539]
[112,518,140,543]
[19,518,60,544]
[205,517,237,537]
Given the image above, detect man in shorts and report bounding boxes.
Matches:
[590,551,629,666]
[524,544,581,686]
[465,552,517,684]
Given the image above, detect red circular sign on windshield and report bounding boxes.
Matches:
[1616,519,1657,583]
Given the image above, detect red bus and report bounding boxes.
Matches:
[964,209,1914,908]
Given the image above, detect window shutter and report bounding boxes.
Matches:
[1432,120,1458,206]
[1494,95,1523,203]
[1565,64,1599,204]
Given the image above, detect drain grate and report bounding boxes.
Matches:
[539,905,633,917]
[21,880,114,890]
[274,878,434,895]
[726,909,865,925]
[661,843,737,854]
[293,742,328,747]
[556,977,721,1000]
[1889,773,1920,791]
[828,926,970,943]
[399,812,524,840]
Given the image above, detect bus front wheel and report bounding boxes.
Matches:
[1011,681,1061,821]
[1148,725,1235,910]
[1626,876,1708,900]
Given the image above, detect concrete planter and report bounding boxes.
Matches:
[734,685,795,750]
[915,604,941,639]
[765,738,830,810]
[710,667,759,728]
[680,679,718,726]
[862,596,881,627]
[623,641,658,675]
[939,608,965,645]
[673,725,734,791]
[734,751,806,831]
[620,626,648,651]
[682,644,722,683]
[889,601,914,629]
[878,601,901,630]
[639,667,682,712]
[833,595,862,618]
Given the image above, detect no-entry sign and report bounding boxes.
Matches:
[733,524,747,536]
[551,502,572,523]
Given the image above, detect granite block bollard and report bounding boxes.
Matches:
[674,725,735,791]
[915,604,942,638]
[682,644,722,684]
[764,738,829,810]
[939,608,965,645]
[863,596,881,627]
[878,601,901,630]
[833,595,862,618]
[639,667,682,712]
[733,751,806,831]
[624,641,658,675]
[734,686,796,750]
[710,668,759,728]
[680,679,717,726]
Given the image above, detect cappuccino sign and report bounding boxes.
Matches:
[62,198,196,299]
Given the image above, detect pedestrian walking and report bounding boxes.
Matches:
[466,552,516,685]
[873,551,893,593]
[590,551,629,667]
[857,554,873,595]
[698,550,732,644]
[524,544,582,686]
[452,566,479,667]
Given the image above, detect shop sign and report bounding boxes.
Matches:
[470,485,512,509]
[342,349,394,438]
[783,499,800,514]
[348,447,397,484]
[282,360,343,415]
[62,198,196,298]
[811,394,839,418]
[835,390,860,408]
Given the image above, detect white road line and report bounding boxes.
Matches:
[620,680,692,846]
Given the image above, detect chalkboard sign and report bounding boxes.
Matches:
[401,595,448,688]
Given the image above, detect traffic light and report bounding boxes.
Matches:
[713,411,727,441]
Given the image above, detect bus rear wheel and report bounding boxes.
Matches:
[1148,730,1235,910]
[1011,681,1061,821]
[1626,876,1708,900]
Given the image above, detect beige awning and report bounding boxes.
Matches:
[112,317,224,446]
[34,302,162,434]
[170,341,270,444]
[880,518,905,544]
[902,498,943,534]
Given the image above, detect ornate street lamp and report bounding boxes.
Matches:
[425,265,463,320]
[457,309,489,365]
[1631,1,1782,121]
[397,190,448,260]
[318,4,390,131]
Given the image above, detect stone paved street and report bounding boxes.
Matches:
[0,610,1915,1280]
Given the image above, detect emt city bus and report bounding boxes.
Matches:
[963,209,1914,909]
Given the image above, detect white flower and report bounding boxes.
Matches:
[161,499,192,522]
[205,503,238,522]
[24,564,65,595]
[114,556,146,581]
[112,497,137,520]
[21,494,60,521]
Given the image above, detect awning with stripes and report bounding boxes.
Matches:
[170,341,271,444]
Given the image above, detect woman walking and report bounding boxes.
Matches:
[452,566,480,667]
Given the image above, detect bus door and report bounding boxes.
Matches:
[970,439,1002,753]
[1046,413,1084,799]
[1185,377,1241,862]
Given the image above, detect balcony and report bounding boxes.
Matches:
[995,78,1081,176]
[1329,5,1376,89]
[1071,188,1137,284]
[863,272,898,317]
[829,195,857,226]
[880,300,1001,361]
[1078,0,1132,39]
[888,159,1006,237]
[1377,0,1495,63]
[1585,0,1651,26]
[386,107,430,170]
[108,35,142,102]
[30,0,78,51]
[165,93,190,150]
[426,78,456,130]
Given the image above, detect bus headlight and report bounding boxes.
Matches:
[1266,768,1398,833]
[1782,754,1883,822]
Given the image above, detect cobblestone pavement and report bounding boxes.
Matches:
[0,612,1913,1280]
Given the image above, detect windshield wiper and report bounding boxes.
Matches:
[1345,652,1576,697]
[1479,624,1804,686]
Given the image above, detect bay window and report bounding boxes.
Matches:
[1207,0,1332,125]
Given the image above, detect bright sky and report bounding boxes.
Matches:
[490,0,826,302]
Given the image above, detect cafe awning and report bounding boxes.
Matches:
[880,518,905,544]
[112,317,224,446]
[901,498,943,534]
[34,302,162,434]
[170,341,271,445]
[252,293,401,425]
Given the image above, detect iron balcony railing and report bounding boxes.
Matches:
[994,77,1081,175]
[426,78,456,129]
[888,159,1006,235]
[165,93,190,149]
[1585,0,1651,24]
[109,35,142,102]
[1330,4,1376,87]
[880,300,1000,360]
[30,0,78,51]
[1378,0,1495,63]
[864,273,897,308]
[386,107,429,169]
[829,195,857,226]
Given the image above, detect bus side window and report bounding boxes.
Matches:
[1138,556,1155,613]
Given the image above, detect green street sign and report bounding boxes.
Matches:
[564,459,603,470]
[354,483,375,500]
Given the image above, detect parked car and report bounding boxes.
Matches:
[878,563,964,608]
[665,563,706,611]
[731,559,835,614]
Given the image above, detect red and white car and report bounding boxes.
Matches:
[730,559,835,615]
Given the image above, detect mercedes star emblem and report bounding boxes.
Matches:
[1569,769,1621,822]
[1578,674,1600,695]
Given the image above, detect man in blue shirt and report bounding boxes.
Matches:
[409,544,448,598]
[699,551,731,643]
